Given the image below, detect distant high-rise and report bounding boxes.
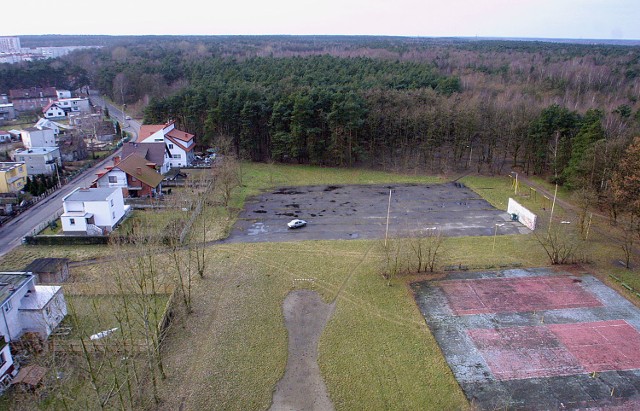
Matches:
[0,37,21,53]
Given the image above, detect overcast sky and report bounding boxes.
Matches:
[2,0,638,40]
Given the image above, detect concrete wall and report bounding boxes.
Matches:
[507,198,537,230]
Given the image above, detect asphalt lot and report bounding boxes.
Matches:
[225,182,528,243]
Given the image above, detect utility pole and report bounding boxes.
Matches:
[384,189,392,247]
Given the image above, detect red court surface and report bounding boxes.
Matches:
[468,320,640,380]
[439,276,603,315]
[549,320,640,373]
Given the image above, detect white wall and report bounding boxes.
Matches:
[96,169,127,189]
[20,128,55,149]
[0,278,34,341]
[20,288,67,340]
[61,215,88,232]
[507,198,537,230]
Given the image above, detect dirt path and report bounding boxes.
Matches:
[269,290,335,411]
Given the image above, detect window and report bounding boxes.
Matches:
[112,212,116,219]
[173,154,181,159]
[0,352,5,367]
[108,176,117,184]
[168,144,174,149]
[45,305,51,317]
[3,300,11,313]
[110,199,114,207]
[69,218,75,225]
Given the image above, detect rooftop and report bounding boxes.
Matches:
[0,272,33,307]
[64,187,119,202]
[15,147,59,155]
[115,154,164,187]
[20,285,61,310]
[0,162,24,172]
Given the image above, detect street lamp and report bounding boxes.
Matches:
[493,223,505,252]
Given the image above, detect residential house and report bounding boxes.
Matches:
[121,141,169,174]
[94,154,164,198]
[0,131,10,143]
[61,187,130,234]
[42,102,65,119]
[0,163,26,193]
[20,126,55,149]
[13,147,61,176]
[8,87,57,112]
[137,121,195,169]
[35,118,66,136]
[24,258,70,284]
[0,104,15,121]
[0,272,67,342]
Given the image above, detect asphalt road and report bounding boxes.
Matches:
[0,94,138,258]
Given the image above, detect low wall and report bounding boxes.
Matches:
[507,198,537,230]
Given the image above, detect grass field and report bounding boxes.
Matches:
[2,162,638,410]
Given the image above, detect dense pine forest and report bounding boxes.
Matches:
[3,36,640,217]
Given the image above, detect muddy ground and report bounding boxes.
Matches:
[226,182,528,243]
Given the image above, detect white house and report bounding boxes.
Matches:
[61,187,129,234]
[35,117,67,136]
[43,98,90,119]
[0,272,67,342]
[14,147,61,176]
[56,98,91,114]
[137,121,196,169]
[42,102,66,119]
[20,126,56,149]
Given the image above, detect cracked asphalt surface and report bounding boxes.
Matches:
[226,182,528,243]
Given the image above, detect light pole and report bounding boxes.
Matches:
[493,223,505,252]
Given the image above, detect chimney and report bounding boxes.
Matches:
[136,167,142,175]
[113,156,120,165]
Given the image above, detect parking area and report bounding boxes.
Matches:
[225,182,528,243]
[412,268,640,409]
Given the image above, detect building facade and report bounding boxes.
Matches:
[20,126,56,148]
[14,147,61,176]
[0,162,26,193]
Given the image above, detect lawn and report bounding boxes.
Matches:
[4,162,638,410]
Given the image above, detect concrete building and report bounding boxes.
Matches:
[61,187,129,234]
[14,147,61,176]
[20,126,55,149]
[0,272,67,342]
[0,162,26,193]
[0,37,20,53]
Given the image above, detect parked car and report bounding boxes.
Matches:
[287,219,307,229]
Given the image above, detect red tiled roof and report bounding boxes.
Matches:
[166,135,196,152]
[166,128,195,142]
[137,125,165,143]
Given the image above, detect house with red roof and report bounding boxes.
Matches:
[136,121,195,169]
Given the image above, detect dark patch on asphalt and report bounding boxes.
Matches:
[225,182,528,243]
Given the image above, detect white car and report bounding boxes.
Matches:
[287,219,307,229]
